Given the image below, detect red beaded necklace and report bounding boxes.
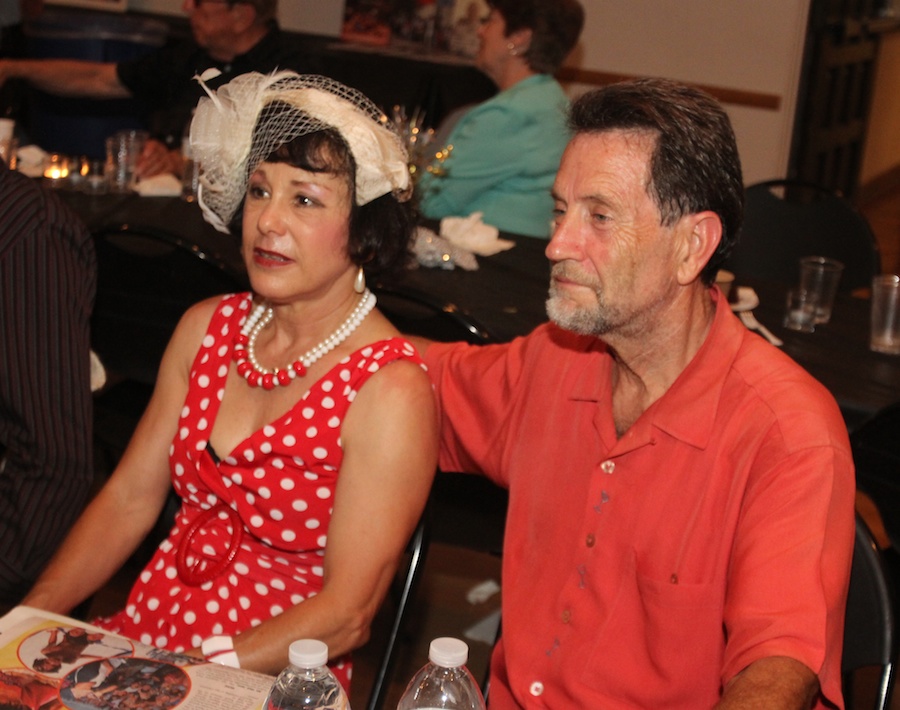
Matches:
[232,290,376,389]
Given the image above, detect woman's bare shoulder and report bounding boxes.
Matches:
[164,294,244,371]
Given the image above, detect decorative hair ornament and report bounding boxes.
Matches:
[190,70,412,234]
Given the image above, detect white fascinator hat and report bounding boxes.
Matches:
[190,70,411,234]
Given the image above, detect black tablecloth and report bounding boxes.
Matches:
[741,278,900,431]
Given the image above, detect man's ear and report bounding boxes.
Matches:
[676,211,722,285]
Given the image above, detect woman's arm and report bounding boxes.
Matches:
[223,358,439,674]
[22,300,218,613]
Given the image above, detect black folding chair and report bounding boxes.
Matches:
[843,514,896,710]
[725,179,881,292]
[365,512,430,710]
[852,402,900,552]
[364,282,501,706]
[372,282,495,345]
[91,224,247,387]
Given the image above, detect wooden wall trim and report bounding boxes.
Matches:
[858,164,900,206]
[556,67,783,111]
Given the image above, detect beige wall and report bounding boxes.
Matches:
[128,0,811,185]
[565,0,811,186]
[861,30,900,186]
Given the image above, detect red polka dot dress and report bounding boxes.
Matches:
[96,293,425,690]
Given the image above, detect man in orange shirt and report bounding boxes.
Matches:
[418,78,854,708]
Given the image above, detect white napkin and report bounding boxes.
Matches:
[136,173,182,197]
[90,350,107,392]
[440,212,515,256]
[413,226,479,271]
[15,144,48,178]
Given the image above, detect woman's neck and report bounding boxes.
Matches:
[495,64,538,92]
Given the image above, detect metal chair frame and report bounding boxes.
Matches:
[843,514,896,710]
[365,512,430,710]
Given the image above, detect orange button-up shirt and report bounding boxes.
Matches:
[425,291,854,709]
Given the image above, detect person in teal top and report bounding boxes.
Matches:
[417,0,584,238]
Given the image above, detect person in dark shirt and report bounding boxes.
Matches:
[0,0,318,178]
[0,157,95,609]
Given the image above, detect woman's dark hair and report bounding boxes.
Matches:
[232,102,416,280]
[488,0,584,75]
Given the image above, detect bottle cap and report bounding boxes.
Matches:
[288,639,329,668]
[428,637,469,668]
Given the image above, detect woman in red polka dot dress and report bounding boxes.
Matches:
[22,72,439,693]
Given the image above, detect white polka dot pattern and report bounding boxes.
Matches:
[93,293,425,693]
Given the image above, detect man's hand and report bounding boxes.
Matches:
[136,139,183,179]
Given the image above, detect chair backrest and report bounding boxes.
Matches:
[851,402,900,551]
[364,511,430,710]
[91,225,247,386]
[725,180,881,292]
[842,514,895,710]
[368,283,502,705]
[372,283,495,345]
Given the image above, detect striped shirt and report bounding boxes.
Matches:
[0,160,96,604]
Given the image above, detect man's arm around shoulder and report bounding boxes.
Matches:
[0,59,127,98]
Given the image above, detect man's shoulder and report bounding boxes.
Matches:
[0,168,92,257]
[116,39,200,89]
[729,333,848,451]
[242,27,324,74]
[427,322,602,371]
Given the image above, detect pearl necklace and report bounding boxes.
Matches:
[232,289,376,389]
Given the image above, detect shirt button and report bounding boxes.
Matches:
[601,460,615,474]
[530,681,544,696]
[561,609,571,623]
[586,533,595,547]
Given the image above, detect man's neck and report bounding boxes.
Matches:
[607,285,717,436]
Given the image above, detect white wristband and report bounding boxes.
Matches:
[201,635,241,668]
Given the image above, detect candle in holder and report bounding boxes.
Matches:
[43,153,70,186]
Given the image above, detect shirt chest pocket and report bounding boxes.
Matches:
[579,556,726,707]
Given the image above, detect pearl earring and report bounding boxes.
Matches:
[354,266,366,294]
[507,42,518,56]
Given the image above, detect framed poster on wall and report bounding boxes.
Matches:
[342,0,487,53]
[46,0,127,11]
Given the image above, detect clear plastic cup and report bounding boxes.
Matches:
[870,274,900,355]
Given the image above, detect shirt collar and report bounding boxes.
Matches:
[566,288,745,449]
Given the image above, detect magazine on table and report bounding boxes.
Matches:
[0,606,273,710]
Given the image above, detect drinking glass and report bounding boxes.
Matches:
[870,274,900,355]
[799,256,844,324]
[106,129,148,192]
[783,288,816,332]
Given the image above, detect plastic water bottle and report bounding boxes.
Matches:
[264,639,349,710]
[396,637,486,710]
